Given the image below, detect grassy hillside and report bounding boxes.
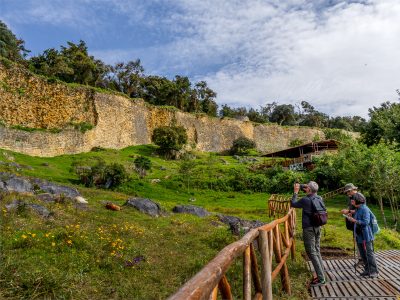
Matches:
[0,145,399,299]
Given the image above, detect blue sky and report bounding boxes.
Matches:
[1,0,400,118]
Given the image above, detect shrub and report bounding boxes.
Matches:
[230,137,256,155]
[289,138,304,147]
[72,122,94,133]
[152,126,188,158]
[104,163,128,188]
[74,160,128,189]
[134,156,152,178]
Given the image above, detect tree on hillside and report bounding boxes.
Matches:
[361,98,400,146]
[0,20,29,62]
[179,159,197,193]
[194,81,218,116]
[230,137,256,155]
[297,101,329,128]
[106,59,144,97]
[173,75,191,110]
[152,126,188,158]
[134,156,152,178]
[269,104,297,125]
[29,40,107,86]
[140,75,175,106]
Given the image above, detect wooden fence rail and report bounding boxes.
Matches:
[268,187,346,218]
[168,209,297,300]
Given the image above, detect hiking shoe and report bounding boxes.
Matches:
[354,260,364,267]
[310,279,326,286]
[369,272,379,278]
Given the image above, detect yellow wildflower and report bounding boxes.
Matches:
[22,234,27,239]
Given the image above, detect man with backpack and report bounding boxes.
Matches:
[291,181,327,286]
[346,196,379,278]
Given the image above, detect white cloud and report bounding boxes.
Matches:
[3,0,400,117]
[139,0,400,117]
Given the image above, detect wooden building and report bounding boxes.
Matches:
[262,139,340,170]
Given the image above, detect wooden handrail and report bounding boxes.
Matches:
[168,208,297,300]
[268,187,346,217]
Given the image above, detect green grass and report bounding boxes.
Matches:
[0,145,399,299]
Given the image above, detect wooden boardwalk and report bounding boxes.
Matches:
[308,250,400,300]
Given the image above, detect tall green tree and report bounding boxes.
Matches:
[361,99,400,146]
[29,40,107,86]
[152,126,188,158]
[107,59,144,97]
[0,20,29,62]
[269,104,297,125]
[194,81,218,117]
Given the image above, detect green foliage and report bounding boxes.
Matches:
[10,125,44,132]
[323,128,353,143]
[0,21,29,62]
[71,122,94,133]
[29,40,107,86]
[269,103,297,125]
[361,99,400,147]
[1,144,400,299]
[289,138,304,147]
[74,159,128,189]
[152,126,188,157]
[134,156,152,178]
[230,137,256,155]
[179,159,198,192]
[106,59,144,97]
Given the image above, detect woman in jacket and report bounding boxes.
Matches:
[347,197,379,277]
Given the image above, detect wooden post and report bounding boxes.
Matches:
[218,275,233,300]
[275,224,291,294]
[208,286,218,300]
[243,246,251,300]
[259,230,273,300]
[250,243,262,294]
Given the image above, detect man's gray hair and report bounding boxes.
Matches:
[308,181,319,193]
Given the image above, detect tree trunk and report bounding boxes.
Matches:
[377,193,387,228]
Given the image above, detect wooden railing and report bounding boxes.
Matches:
[168,208,296,300]
[268,194,291,218]
[268,187,346,217]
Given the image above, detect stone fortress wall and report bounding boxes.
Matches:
[0,61,325,157]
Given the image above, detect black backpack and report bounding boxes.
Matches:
[310,195,328,226]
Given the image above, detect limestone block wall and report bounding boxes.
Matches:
[0,61,326,157]
[0,63,96,129]
[0,92,325,156]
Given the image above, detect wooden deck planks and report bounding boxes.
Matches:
[308,250,400,299]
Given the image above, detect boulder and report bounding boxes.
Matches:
[172,205,210,217]
[4,175,33,193]
[5,199,52,218]
[27,203,51,218]
[218,214,265,235]
[32,179,80,199]
[36,193,56,203]
[5,199,25,211]
[125,198,163,217]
